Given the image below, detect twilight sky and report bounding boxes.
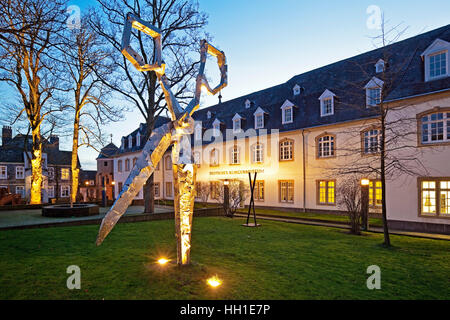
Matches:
[2,0,450,169]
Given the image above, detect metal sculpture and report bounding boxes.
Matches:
[96,13,228,266]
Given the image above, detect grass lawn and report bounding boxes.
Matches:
[238,208,384,227]
[0,217,448,299]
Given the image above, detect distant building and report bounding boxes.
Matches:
[79,170,97,202]
[0,126,80,203]
[96,142,119,202]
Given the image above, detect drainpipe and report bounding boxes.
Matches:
[302,129,306,212]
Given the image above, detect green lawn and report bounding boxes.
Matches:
[238,208,384,227]
[0,217,448,299]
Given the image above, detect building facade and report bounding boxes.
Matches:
[102,25,450,233]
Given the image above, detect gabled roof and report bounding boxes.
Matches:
[420,38,450,57]
[318,89,336,100]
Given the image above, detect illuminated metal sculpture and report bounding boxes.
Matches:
[95,13,227,266]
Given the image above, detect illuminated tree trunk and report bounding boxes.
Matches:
[30,125,42,204]
[71,110,81,204]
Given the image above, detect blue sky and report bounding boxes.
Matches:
[3,0,450,169]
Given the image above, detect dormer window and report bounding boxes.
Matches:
[136,132,141,147]
[207,111,211,119]
[128,135,133,148]
[364,77,384,107]
[253,107,266,129]
[232,114,243,133]
[212,119,221,136]
[293,84,301,96]
[421,39,450,82]
[121,137,125,150]
[195,123,202,141]
[280,100,295,124]
[318,89,336,117]
[245,99,251,109]
[375,59,385,73]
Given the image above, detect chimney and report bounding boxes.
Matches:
[2,126,12,146]
[49,135,59,150]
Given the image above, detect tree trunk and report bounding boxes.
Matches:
[380,110,391,247]
[144,175,155,213]
[30,124,42,204]
[71,112,80,205]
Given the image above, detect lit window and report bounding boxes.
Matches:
[318,180,335,205]
[61,185,70,198]
[363,129,381,154]
[279,139,293,161]
[16,166,24,179]
[369,180,382,207]
[421,179,450,216]
[255,181,264,201]
[279,180,294,203]
[317,135,335,158]
[0,166,7,179]
[429,52,447,79]
[165,182,173,197]
[230,146,240,164]
[61,168,70,180]
[421,112,450,144]
[252,143,263,163]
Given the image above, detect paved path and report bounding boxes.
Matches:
[235,213,450,241]
[0,206,171,229]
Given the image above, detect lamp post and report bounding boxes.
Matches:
[101,176,107,207]
[111,181,115,201]
[223,179,229,216]
[360,178,370,231]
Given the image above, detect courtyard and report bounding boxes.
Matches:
[0,216,449,300]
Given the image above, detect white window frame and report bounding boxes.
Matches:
[364,77,384,107]
[61,185,70,198]
[212,119,221,136]
[279,180,294,203]
[16,166,24,179]
[195,124,202,141]
[0,166,7,179]
[210,149,219,166]
[421,111,450,144]
[136,133,141,147]
[61,168,70,180]
[230,146,240,164]
[280,100,295,124]
[317,135,335,158]
[252,143,264,163]
[128,135,133,148]
[121,137,125,150]
[15,186,25,197]
[245,99,251,109]
[319,89,336,117]
[232,114,242,133]
[48,186,55,198]
[363,129,381,154]
[279,139,293,161]
[253,107,266,129]
[293,84,301,96]
[207,111,211,119]
[421,39,450,82]
[375,59,385,73]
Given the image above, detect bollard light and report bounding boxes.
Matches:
[207,275,222,288]
[361,178,370,186]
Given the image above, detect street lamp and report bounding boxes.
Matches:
[223,179,230,216]
[111,181,116,201]
[360,178,370,231]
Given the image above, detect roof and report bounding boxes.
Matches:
[0,134,78,166]
[80,170,97,181]
[97,142,119,159]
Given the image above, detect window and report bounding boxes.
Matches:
[421,112,450,144]
[420,179,450,216]
[367,88,381,106]
[0,166,7,179]
[279,180,294,203]
[293,84,301,96]
[369,180,382,207]
[319,89,336,116]
[118,160,123,172]
[132,157,137,167]
[230,146,240,164]
[125,159,130,171]
[317,180,335,205]
[233,119,241,132]
[194,151,201,168]
[317,135,335,158]
[16,166,24,179]
[255,181,264,201]
[118,182,123,192]
[210,181,221,200]
[375,59,385,73]
[279,139,293,161]
[252,143,263,163]
[154,183,160,197]
[283,107,293,124]
[61,168,70,180]
[280,100,295,124]
[104,161,108,167]
[213,121,221,136]
[155,162,160,171]
[48,167,54,179]
[195,125,202,141]
[210,149,219,167]
[165,156,172,169]
[245,99,251,109]
[128,136,133,148]
[61,185,70,198]
[136,133,141,147]
[48,186,54,198]
[363,129,381,154]
[121,137,125,150]
[255,114,264,129]
[15,186,25,198]
[165,182,173,197]
[429,52,447,79]
[207,111,211,119]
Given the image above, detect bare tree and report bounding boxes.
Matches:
[89,0,209,213]
[60,19,121,204]
[0,0,67,204]
[337,176,362,235]
[215,180,249,218]
[196,181,210,207]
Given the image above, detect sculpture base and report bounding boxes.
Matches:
[42,204,99,217]
[242,223,261,227]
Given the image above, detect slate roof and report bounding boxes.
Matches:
[80,170,97,181]
[0,134,78,166]
[97,142,119,159]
